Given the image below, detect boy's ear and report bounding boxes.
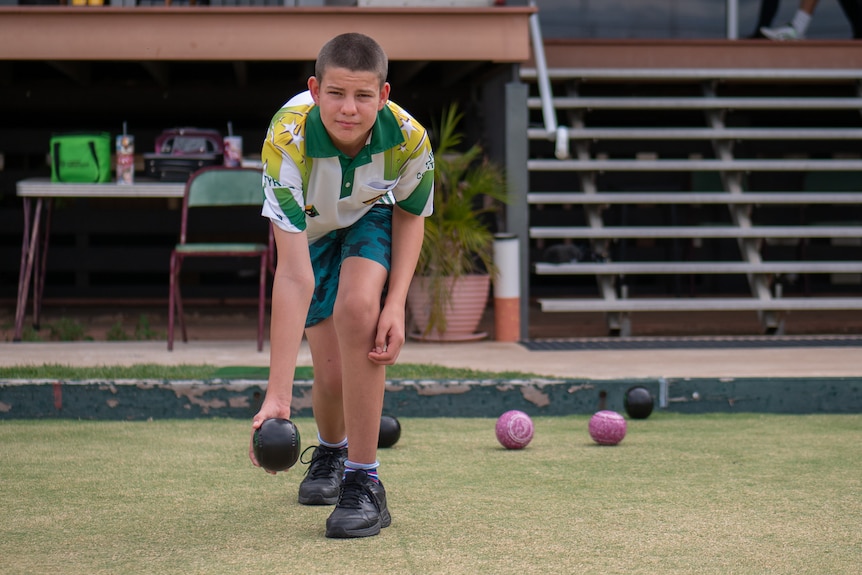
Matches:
[308,76,320,103]
[378,82,391,110]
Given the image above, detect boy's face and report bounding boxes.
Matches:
[308,66,390,158]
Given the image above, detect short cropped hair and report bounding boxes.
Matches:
[315,33,389,88]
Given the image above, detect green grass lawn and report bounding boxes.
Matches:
[2,414,860,575]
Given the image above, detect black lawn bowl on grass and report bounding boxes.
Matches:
[625,385,655,419]
[3,414,859,574]
[378,415,401,448]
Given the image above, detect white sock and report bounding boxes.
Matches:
[345,459,379,472]
[318,433,347,449]
[791,10,812,35]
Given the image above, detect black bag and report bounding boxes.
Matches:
[143,127,223,182]
[143,155,222,182]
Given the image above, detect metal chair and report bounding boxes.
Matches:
[167,166,271,351]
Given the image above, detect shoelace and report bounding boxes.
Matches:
[337,474,376,510]
[300,445,344,480]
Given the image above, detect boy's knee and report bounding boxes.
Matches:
[333,291,380,329]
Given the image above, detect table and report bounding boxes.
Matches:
[13,178,186,341]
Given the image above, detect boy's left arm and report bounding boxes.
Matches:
[368,205,425,365]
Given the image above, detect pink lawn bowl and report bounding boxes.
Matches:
[589,410,627,445]
[495,410,534,449]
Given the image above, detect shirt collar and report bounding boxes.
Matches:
[305,104,404,159]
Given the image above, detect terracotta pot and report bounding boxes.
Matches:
[407,274,490,342]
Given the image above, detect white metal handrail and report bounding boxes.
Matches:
[727,0,738,39]
[528,3,555,134]
[528,1,570,160]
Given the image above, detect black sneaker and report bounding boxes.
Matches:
[297,445,346,506]
[325,470,392,539]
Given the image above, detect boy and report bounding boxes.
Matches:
[250,33,434,539]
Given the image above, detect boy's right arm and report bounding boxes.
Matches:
[249,224,314,472]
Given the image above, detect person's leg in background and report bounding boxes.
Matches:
[750,0,781,38]
[836,0,862,38]
[761,0,819,40]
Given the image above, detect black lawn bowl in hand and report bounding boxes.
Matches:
[378,415,401,448]
[624,386,655,419]
[254,418,301,472]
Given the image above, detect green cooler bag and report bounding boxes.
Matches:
[50,132,112,183]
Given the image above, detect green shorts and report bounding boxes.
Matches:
[305,206,392,328]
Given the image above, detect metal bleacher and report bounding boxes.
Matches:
[519,17,862,336]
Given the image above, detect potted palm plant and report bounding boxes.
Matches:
[407,103,509,341]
